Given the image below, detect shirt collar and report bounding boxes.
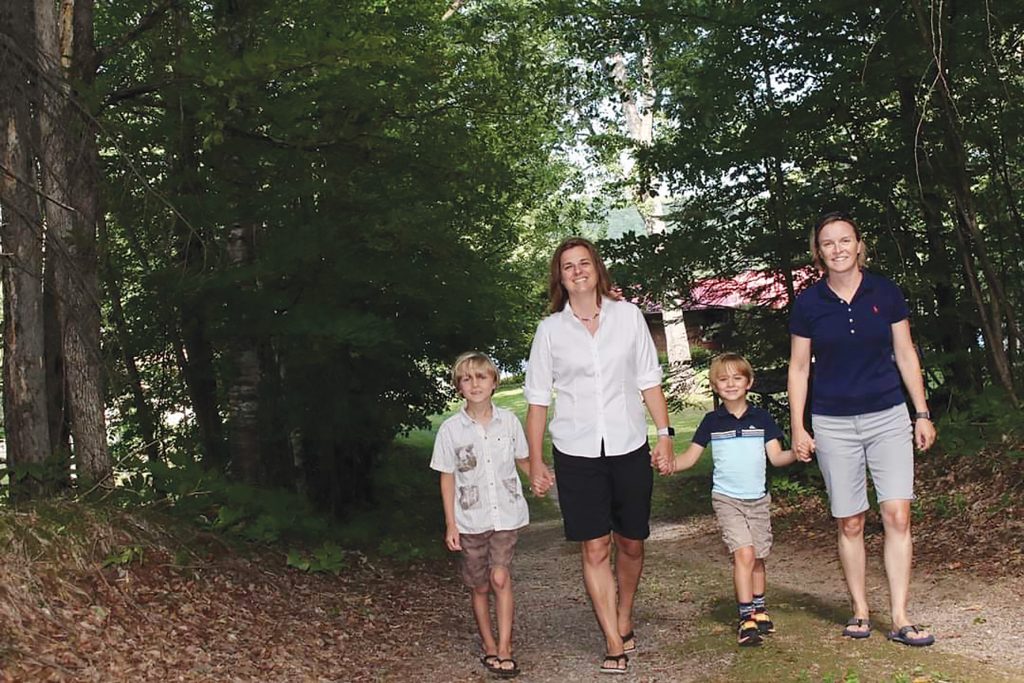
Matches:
[713,402,750,421]
[457,403,499,427]
[562,295,614,321]
[819,269,878,302]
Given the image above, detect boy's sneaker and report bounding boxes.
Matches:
[738,619,763,647]
[753,611,775,634]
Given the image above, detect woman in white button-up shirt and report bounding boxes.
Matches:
[525,237,673,674]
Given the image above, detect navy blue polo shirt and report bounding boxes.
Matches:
[789,270,909,416]
[692,404,783,499]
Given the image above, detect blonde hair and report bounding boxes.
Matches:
[708,352,754,386]
[810,211,868,273]
[451,351,500,394]
[547,237,613,313]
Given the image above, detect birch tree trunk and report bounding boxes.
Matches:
[225,223,263,484]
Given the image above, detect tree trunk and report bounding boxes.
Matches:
[224,223,263,484]
[34,0,111,484]
[0,2,54,497]
[169,2,227,471]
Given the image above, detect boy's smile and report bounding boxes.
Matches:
[458,368,496,407]
[712,367,753,403]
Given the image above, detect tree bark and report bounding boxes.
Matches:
[169,2,227,471]
[34,0,112,484]
[224,223,263,484]
[0,2,54,497]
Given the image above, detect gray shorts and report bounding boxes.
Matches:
[711,492,773,558]
[811,403,914,518]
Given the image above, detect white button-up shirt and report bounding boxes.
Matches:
[430,404,529,534]
[524,297,662,457]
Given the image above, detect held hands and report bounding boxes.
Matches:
[651,439,675,476]
[792,429,816,462]
[529,461,555,497]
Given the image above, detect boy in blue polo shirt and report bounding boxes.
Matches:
[656,352,795,646]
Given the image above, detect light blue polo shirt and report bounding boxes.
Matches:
[692,404,784,500]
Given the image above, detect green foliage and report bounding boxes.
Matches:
[286,542,347,575]
[931,493,968,519]
[571,0,1024,409]
[937,387,1024,455]
[147,456,332,544]
[91,0,586,516]
[767,471,819,503]
[102,545,145,568]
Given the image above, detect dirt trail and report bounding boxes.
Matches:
[380,516,1024,682]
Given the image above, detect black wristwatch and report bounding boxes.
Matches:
[912,411,931,421]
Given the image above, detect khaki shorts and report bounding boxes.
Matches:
[711,492,773,559]
[460,529,520,588]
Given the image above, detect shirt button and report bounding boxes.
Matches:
[849,318,853,323]
[850,329,855,334]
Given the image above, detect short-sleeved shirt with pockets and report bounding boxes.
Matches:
[789,270,910,416]
[692,404,784,500]
[430,404,529,535]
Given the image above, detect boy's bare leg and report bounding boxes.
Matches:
[471,584,498,658]
[581,535,626,664]
[732,545,755,602]
[880,499,931,640]
[613,533,644,644]
[752,558,766,597]
[491,566,515,667]
[837,512,870,634]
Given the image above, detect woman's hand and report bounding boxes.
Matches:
[529,461,555,497]
[792,429,816,462]
[914,418,936,451]
[651,437,674,476]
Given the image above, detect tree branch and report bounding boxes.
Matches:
[93,0,179,69]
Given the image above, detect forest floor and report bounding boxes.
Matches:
[1,448,1022,682]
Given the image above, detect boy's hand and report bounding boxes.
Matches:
[529,462,555,497]
[444,526,461,552]
[651,437,674,476]
[792,429,815,462]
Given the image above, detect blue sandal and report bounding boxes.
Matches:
[887,624,934,647]
[842,617,871,639]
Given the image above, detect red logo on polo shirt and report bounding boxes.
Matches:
[872,305,879,314]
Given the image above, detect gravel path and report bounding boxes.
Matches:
[379,515,1024,682]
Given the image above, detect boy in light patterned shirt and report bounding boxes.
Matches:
[431,352,530,678]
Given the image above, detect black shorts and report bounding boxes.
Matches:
[553,442,653,542]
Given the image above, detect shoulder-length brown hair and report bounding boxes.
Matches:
[547,237,613,313]
[810,211,868,273]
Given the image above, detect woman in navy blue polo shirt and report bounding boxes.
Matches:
[787,211,937,647]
